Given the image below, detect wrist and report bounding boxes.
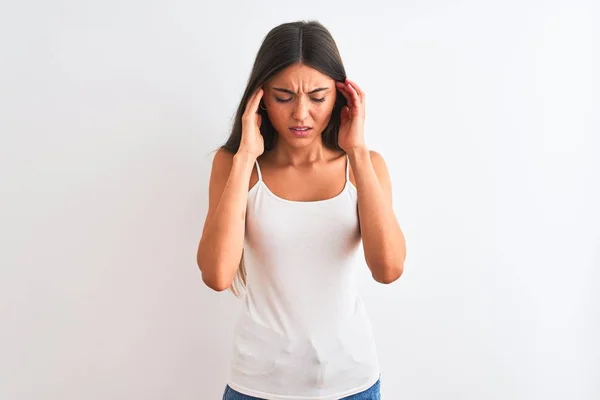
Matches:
[234,150,258,165]
[346,145,369,159]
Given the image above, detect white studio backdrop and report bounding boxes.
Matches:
[1,0,598,399]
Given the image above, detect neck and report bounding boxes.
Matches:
[267,138,337,166]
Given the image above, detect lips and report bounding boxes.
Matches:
[289,126,312,137]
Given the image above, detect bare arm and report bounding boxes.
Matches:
[196,150,256,291]
[349,146,406,284]
[197,88,264,291]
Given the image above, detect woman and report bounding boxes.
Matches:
[197,20,406,400]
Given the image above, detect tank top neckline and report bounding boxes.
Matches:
[250,154,356,204]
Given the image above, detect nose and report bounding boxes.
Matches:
[292,97,309,122]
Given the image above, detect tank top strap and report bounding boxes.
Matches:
[345,154,350,182]
[255,159,263,182]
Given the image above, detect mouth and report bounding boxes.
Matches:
[289,126,312,137]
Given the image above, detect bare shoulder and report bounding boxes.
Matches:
[207,148,235,206]
[370,150,393,202]
[210,147,259,191]
[369,149,391,180]
[347,149,392,195]
[211,148,235,172]
[347,149,390,182]
[369,150,387,172]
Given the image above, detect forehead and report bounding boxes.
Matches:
[267,63,333,90]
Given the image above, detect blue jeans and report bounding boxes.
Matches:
[222,378,381,399]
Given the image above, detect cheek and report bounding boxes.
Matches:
[265,104,288,124]
[314,103,335,123]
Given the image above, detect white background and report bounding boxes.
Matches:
[1,0,598,399]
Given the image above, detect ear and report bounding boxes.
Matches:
[340,106,350,123]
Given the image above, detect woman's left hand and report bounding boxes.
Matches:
[336,78,366,152]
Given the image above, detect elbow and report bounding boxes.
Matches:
[197,251,233,292]
[198,262,232,292]
[367,238,406,284]
[372,262,404,284]
[201,272,232,292]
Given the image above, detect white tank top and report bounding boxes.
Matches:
[226,155,380,400]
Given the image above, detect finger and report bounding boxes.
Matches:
[244,91,258,117]
[247,88,264,115]
[252,88,265,112]
[335,81,350,96]
[344,81,361,106]
[345,79,364,99]
[335,82,353,106]
[345,82,364,108]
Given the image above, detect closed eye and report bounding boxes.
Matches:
[275,97,326,103]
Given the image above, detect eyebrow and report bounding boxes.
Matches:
[273,87,330,95]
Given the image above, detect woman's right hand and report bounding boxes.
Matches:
[238,88,265,159]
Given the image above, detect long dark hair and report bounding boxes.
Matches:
[221,20,348,154]
[221,21,348,297]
